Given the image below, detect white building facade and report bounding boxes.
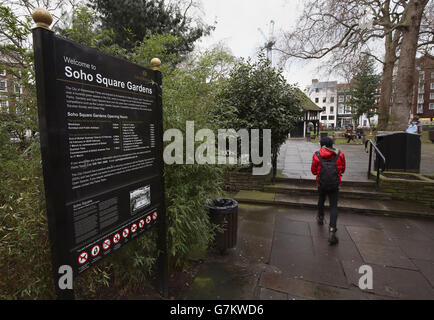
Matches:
[305,80,338,129]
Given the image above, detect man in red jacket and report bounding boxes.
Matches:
[311,136,346,245]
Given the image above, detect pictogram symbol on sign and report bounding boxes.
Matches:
[78,251,88,265]
[122,228,129,238]
[102,239,111,250]
[146,215,152,224]
[131,223,138,233]
[152,211,158,220]
[139,219,145,229]
[113,233,121,244]
[91,245,100,257]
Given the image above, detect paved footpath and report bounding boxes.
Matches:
[277,139,434,179]
[187,204,434,300]
[186,140,434,300]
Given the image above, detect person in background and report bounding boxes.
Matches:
[345,126,354,143]
[406,117,420,134]
[356,125,364,144]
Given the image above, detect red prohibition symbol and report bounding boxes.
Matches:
[146,215,152,224]
[113,233,121,244]
[131,223,138,233]
[78,251,88,265]
[139,219,145,229]
[122,228,130,238]
[152,211,158,220]
[102,239,111,250]
[91,245,100,257]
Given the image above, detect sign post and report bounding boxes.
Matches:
[31,9,168,299]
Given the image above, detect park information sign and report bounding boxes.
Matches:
[32,25,167,298]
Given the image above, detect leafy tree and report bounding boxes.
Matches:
[214,54,302,179]
[87,0,214,60]
[347,54,381,127]
[1,3,228,298]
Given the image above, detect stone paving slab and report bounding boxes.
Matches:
[355,242,417,270]
[411,259,434,287]
[274,216,311,236]
[269,248,349,289]
[311,236,364,264]
[186,204,434,300]
[395,239,434,261]
[259,271,384,300]
[346,226,396,246]
[342,260,434,300]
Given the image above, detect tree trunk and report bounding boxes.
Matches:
[388,0,428,131]
[377,30,400,131]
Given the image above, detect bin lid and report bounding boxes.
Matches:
[377,131,421,137]
[205,198,238,211]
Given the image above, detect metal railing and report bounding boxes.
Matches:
[365,139,386,189]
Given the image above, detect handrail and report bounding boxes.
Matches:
[365,139,386,189]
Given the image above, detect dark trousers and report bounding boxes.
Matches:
[317,187,339,229]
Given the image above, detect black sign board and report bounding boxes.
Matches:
[32,27,167,299]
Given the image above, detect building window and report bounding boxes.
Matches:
[330,97,334,103]
[0,96,8,112]
[322,106,326,112]
[418,94,424,103]
[431,83,434,90]
[323,97,326,103]
[432,72,434,79]
[330,106,334,113]
[430,93,434,100]
[417,104,423,114]
[430,103,434,110]
[14,84,22,94]
[315,88,319,93]
[0,68,6,76]
[363,120,367,127]
[0,79,7,92]
[338,96,344,102]
[419,83,424,93]
[338,104,344,114]
[420,71,425,81]
[315,98,319,103]
[328,115,335,120]
[321,116,327,120]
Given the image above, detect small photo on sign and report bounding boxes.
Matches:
[130,186,151,215]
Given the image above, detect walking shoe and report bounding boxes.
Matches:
[316,215,324,225]
[328,227,339,245]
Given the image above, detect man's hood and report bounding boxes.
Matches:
[319,146,339,159]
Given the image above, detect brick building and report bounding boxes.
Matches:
[412,55,434,122]
[0,55,25,114]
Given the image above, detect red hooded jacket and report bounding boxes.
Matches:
[311,147,346,185]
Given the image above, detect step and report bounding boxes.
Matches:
[263,182,391,200]
[233,190,434,218]
[274,176,376,188]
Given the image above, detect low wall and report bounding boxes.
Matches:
[376,171,434,208]
[224,167,273,192]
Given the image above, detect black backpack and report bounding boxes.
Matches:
[316,150,340,191]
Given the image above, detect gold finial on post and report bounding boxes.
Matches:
[151,58,161,71]
[32,8,53,30]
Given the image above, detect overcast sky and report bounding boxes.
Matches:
[195,0,330,89]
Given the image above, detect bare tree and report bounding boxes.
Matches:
[388,0,430,130]
[7,0,78,29]
[276,0,433,130]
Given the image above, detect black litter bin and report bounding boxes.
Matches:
[375,132,421,172]
[205,198,238,254]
